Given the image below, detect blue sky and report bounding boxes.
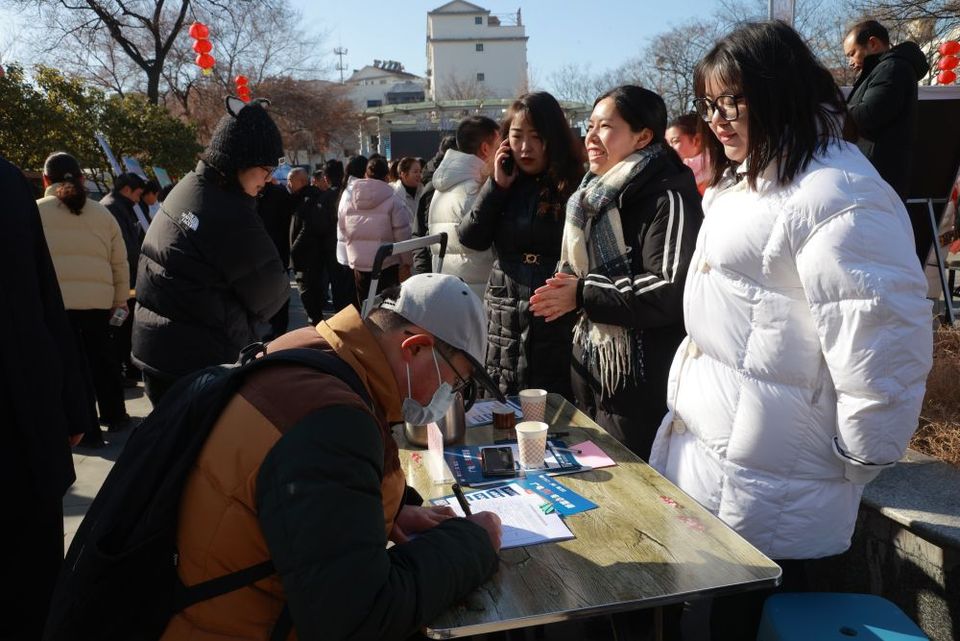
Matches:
[303,0,721,82]
[0,0,721,86]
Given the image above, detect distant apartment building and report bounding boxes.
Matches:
[426,1,528,101]
[345,60,427,110]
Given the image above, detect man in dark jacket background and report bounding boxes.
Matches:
[257,175,295,339]
[0,156,90,639]
[845,19,930,201]
[102,172,146,387]
[133,98,290,404]
[288,166,330,324]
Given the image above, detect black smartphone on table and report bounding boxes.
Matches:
[480,445,517,477]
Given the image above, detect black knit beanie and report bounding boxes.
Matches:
[203,97,284,173]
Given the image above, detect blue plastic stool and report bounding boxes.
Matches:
[756,593,928,641]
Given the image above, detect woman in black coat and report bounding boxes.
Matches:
[133,99,290,404]
[458,92,585,399]
[530,86,703,459]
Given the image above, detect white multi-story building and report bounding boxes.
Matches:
[345,60,427,111]
[426,1,528,101]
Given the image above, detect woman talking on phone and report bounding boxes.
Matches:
[458,92,585,398]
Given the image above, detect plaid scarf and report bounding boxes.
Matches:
[560,143,668,394]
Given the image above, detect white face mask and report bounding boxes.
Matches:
[402,347,456,425]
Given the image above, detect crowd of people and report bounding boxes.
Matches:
[5,16,939,641]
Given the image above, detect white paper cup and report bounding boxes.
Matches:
[519,388,547,422]
[515,420,549,470]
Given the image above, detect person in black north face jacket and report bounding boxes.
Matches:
[133,98,289,405]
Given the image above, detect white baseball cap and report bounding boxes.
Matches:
[378,273,505,402]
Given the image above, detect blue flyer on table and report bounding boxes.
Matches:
[515,473,598,516]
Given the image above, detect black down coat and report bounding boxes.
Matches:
[847,41,930,199]
[133,161,289,378]
[458,174,576,399]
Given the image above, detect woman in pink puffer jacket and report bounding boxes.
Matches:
[338,156,412,307]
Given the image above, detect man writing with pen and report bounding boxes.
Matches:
[159,274,503,641]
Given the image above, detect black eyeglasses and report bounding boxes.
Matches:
[436,348,471,395]
[693,94,744,122]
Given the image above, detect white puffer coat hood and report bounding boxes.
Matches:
[649,141,932,560]
[428,150,495,298]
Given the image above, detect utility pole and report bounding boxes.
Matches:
[334,46,348,83]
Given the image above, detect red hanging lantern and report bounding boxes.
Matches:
[235,75,248,86]
[188,22,209,39]
[196,53,216,76]
[938,55,959,71]
[939,41,960,57]
[938,69,957,85]
[192,38,212,54]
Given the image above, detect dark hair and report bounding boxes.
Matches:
[667,113,701,137]
[312,169,324,179]
[43,151,87,215]
[596,85,670,143]
[143,179,161,195]
[439,135,458,153]
[848,19,890,46]
[366,156,389,181]
[323,159,344,188]
[345,155,368,180]
[158,184,175,202]
[694,21,849,189]
[398,157,420,175]
[456,115,500,155]
[388,158,400,182]
[114,172,146,193]
[502,91,585,214]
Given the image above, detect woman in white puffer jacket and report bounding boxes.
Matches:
[648,21,932,640]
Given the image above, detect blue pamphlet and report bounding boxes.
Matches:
[514,473,598,516]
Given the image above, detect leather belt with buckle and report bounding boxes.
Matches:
[522,253,541,265]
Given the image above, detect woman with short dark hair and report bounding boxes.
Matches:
[649,21,932,639]
[458,91,584,398]
[530,85,703,460]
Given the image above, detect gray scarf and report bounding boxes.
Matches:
[560,143,668,394]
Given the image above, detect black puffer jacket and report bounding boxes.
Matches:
[289,184,334,273]
[569,154,703,459]
[458,174,575,398]
[847,41,930,199]
[133,161,289,378]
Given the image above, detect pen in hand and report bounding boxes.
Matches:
[451,483,473,516]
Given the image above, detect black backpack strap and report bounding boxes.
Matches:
[270,605,292,641]
[175,559,276,610]
[247,347,373,408]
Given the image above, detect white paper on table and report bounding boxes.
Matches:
[432,483,574,549]
[466,398,522,427]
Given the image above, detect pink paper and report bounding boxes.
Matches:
[570,441,616,469]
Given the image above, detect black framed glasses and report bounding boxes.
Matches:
[693,94,744,122]
[436,348,471,395]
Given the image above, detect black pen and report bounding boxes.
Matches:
[548,431,569,438]
[451,483,473,516]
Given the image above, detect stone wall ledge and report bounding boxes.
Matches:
[862,448,960,550]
